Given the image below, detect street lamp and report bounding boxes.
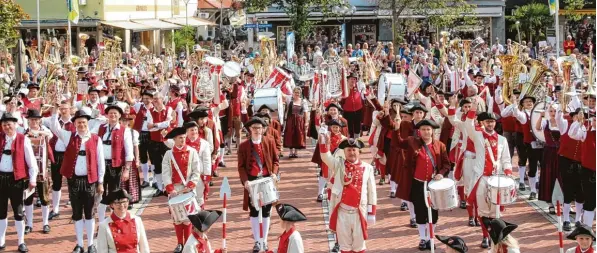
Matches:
[515,20,521,44]
[332,3,356,47]
[183,0,191,26]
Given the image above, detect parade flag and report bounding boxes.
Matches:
[67,0,80,24]
[548,0,557,15]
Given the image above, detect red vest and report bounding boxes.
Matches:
[581,130,595,170]
[108,213,138,253]
[132,104,148,131]
[249,143,269,177]
[98,124,126,167]
[514,120,523,133]
[482,132,499,176]
[502,116,516,132]
[60,133,100,183]
[186,137,201,151]
[149,109,170,142]
[521,113,535,144]
[559,122,582,161]
[167,97,182,110]
[342,88,363,112]
[0,133,29,181]
[49,119,75,150]
[340,161,365,207]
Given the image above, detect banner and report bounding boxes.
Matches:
[286,31,295,62]
[67,0,80,24]
[548,0,556,15]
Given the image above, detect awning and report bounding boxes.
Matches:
[161,17,217,27]
[100,21,153,31]
[131,19,182,30]
[19,19,100,28]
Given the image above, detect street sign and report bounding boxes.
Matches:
[243,24,272,29]
[244,24,256,29]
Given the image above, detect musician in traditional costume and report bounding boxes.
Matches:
[261,203,306,253]
[318,135,376,253]
[21,109,53,235]
[435,235,469,253]
[568,110,596,227]
[0,113,38,253]
[146,93,174,197]
[1,95,27,128]
[166,84,185,127]
[495,89,520,160]
[118,106,142,205]
[283,87,309,158]
[254,113,282,158]
[183,210,227,253]
[340,72,364,138]
[23,83,43,111]
[48,108,105,253]
[228,77,245,148]
[237,117,279,252]
[565,224,596,253]
[97,101,134,223]
[188,107,214,153]
[257,105,282,154]
[96,189,149,253]
[534,103,561,214]
[162,126,202,253]
[75,87,105,117]
[482,217,521,253]
[132,90,154,188]
[312,119,346,203]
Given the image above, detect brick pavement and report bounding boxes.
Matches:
[3,144,588,253]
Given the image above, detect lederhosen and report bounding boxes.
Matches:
[148,109,171,175]
[49,120,74,192]
[248,140,273,218]
[23,129,50,207]
[99,125,125,198]
[64,135,99,221]
[0,134,29,221]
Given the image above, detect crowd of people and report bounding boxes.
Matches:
[0,25,593,253]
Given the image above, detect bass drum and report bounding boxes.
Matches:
[377,73,407,105]
[253,87,285,125]
[530,101,546,143]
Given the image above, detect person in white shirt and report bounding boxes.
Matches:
[564,224,596,253]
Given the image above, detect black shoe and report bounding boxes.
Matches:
[174,244,183,253]
[528,192,537,200]
[410,218,417,228]
[317,194,323,202]
[378,178,385,185]
[212,171,220,178]
[459,200,467,209]
[400,202,408,211]
[252,241,260,253]
[24,226,32,234]
[549,206,556,214]
[475,218,481,226]
[468,217,476,227]
[66,200,71,206]
[481,237,490,248]
[426,240,434,249]
[331,243,340,252]
[278,154,283,158]
[226,149,231,155]
[35,199,41,208]
[141,181,150,188]
[519,182,526,191]
[563,221,572,231]
[87,245,96,253]
[575,221,583,228]
[18,244,28,253]
[48,211,59,220]
[374,169,380,176]
[218,161,226,168]
[418,239,428,250]
[71,245,84,253]
[153,190,164,197]
[152,183,158,190]
[0,244,5,251]
[390,192,396,199]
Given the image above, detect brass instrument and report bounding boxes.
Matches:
[79,33,90,61]
[498,55,519,105]
[42,41,51,61]
[462,40,472,70]
[258,32,276,82]
[213,43,222,58]
[558,56,578,112]
[230,42,245,63]
[321,59,347,99]
[521,59,553,102]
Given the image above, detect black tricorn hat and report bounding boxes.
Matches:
[188,210,222,232]
[0,113,19,123]
[327,118,345,127]
[141,90,155,97]
[554,86,563,92]
[415,119,440,129]
[258,104,276,113]
[254,112,271,120]
[512,89,521,95]
[188,107,210,119]
[88,87,100,94]
[409,103,428,113]
[165,127,187,139]
[482,217,518,245]
[245,117,268,129]
[275,203,307,222]
[3,95,22,106]
[25,109,42,119]
[566,223,595,240]
[338,138,365,149]
[477,112,498,121]
[326,103,343,112]
[71,109,92,122]
[183,121,199,129]
[77,66,88,73]
[435,235,468,253]
[100,189,132,205]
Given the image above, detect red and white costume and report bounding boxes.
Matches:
[96,212,150,253]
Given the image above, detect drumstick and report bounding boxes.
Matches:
[556,200,564,253]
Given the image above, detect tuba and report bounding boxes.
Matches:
[521,59,552,103]
[498,55,519,105]
[322,59,347,99]
[558,56,579,112]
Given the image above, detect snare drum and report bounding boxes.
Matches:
[377,73,407,105]
[205,56,224,75]
[248,177,279,208]
[263,67,292,89]
[428,178,458,210]
[168,192,200,223]
[487,176,516,205]
[253,88,284,125]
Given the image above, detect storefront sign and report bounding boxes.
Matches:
[244,24,273,29]
[135,5,148,11]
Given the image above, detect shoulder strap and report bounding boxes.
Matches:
[422,142,437,171]
[169,151,188,186]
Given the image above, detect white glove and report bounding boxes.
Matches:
[318,125,328,136]
[367,215,376,225]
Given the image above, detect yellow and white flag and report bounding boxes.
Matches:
[67,0,79,24]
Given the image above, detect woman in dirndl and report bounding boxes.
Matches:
[120,105,142,205]
[535,103,561,214]
[284,87,309,158]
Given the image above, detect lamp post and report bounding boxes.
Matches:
[332,3,356,48]
[183,0,191,26]
[515,21,521,44]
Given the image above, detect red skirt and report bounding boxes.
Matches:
[283,114,306,149]
[120,164,142,203]
[539,146,561,202]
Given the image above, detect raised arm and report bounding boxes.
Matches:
[568,121,587,141]
[555,109,569,134]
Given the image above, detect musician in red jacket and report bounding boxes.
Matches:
[146,93,174,197]
[340,72,364,138]
[48,108,105,253]
[0,113,38,253]
[569,110,595,227]
[132,90,154,188]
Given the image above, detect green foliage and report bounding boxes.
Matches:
[562,0,586,22]
[172,25,196,52]
[0,0,29,50]
[507,3,553,41]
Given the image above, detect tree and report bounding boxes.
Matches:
[245,0,342,53]
[0,0,29,50]
[172,25,196,53]
[507,3,553,42]
[561,0,586,22]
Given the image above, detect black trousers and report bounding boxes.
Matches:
[411,179,438,225]
[67,176,97,221]
[559,156,584,204]
[524,143,542,177]
[495,121,503,135]
[220,116,229,138]
[502,131,516,159]
[0,172,26,220]
[247,175,273,218]
[24,181,50,206]
[581,168,595,211]
[139,131,151,164]
[148,141,169,174]
[516,133,527,166]
[344,109,363,137]
[50,151,65,191]
[102,161,123,198]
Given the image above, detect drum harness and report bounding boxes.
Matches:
[484,138,502,205]
[168,152,194,198]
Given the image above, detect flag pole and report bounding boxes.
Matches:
[555,0,560,55]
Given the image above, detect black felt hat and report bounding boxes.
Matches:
[27,83,40,90]
[347,72,359,79]
[104,97,124,115]
[327,118,345,127]
[71,109,92,122]
[88,87,100,94]
[435,235,468,253]
[482,217,518,245]
[258,104,276,113]
[188,107,210,119]
[566,223,595,240]
[554,86,563,92]
[338,138,365,149]
[165,127,187,139]
[25,109,42,119]
[245,117,268,129]
[512,89,521,95]
[3,95,22,106]
[474,72,486,78]
[409,103,428,113]
[415,119,440,129]
[77,66,89,73]
[477,112,498,121]
[519,95,536,105]
[184,121,199,129]
[326,103,343,112]
[188,210,222,232]
[275,203,307,222]
[100,189,132,205]
[0,113,19,123]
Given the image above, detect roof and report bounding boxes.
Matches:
[198,0,232,9]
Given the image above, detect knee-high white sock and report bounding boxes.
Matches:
[407,201,416,219]
[155,174,164,191]
[518,166,526,184]
[0,219,6,246]
[52,190,61,214]
[25,205,34,227]
[390,181,397,193]
[15,220,24,245]
[250,217,260,241]
[529,176,537,193]
[417,224,427,240]
[317,177,326,196]
[263,217,271,244]
[97,203,107,223]
[85,219,95,246]
[75,220,84,247]
[583,211,595,227]
[575,203,584,222]
[564,203,571,222]
[141,163,149,183]
[218,148,225,162]
[41,206,50,226]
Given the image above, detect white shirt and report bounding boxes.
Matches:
[42,116,72,152]
[146,107,173,132]
[100,123,134,162]
[0,132,38,184]
[49,113,105,183]
[133,102,152,131]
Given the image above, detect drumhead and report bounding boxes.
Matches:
[254,88,279,98]
[205,56,225,66]
[530,101,546,143]
[168,192,195,205]
[223,61,241,77]
[428,178,455,190]
[487,176,515,187]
